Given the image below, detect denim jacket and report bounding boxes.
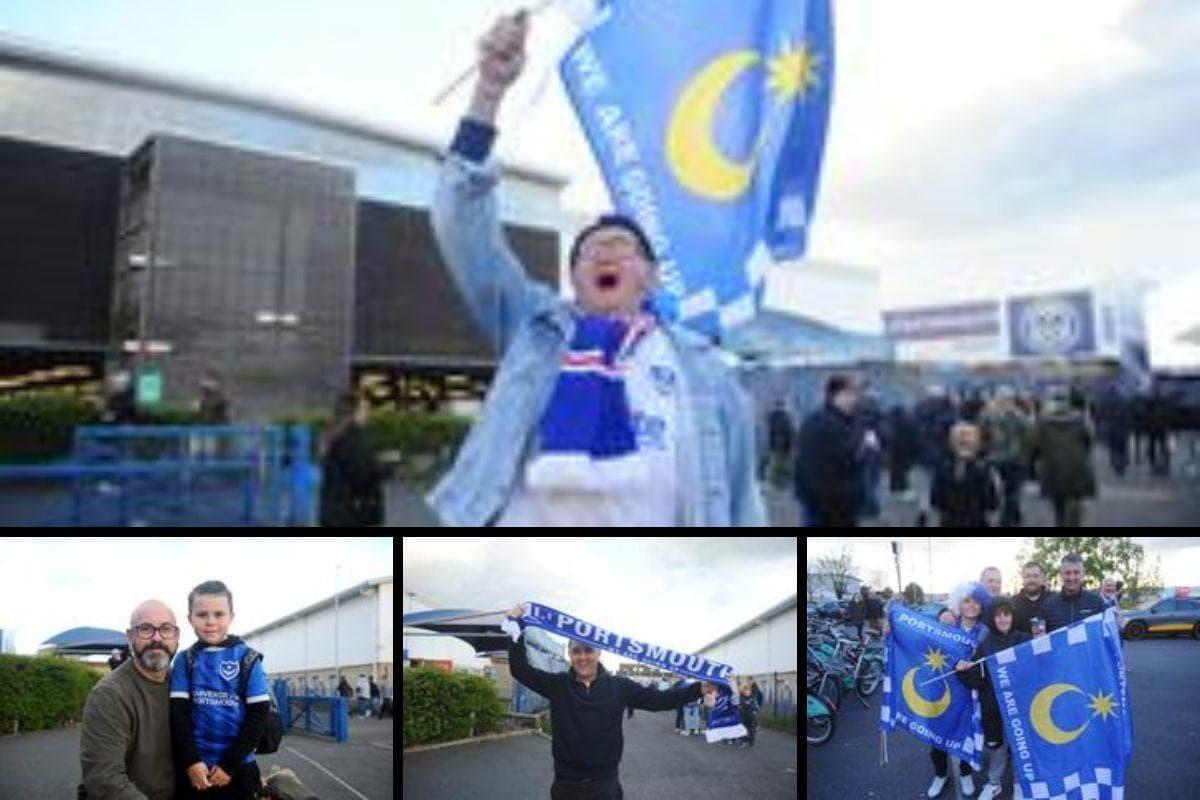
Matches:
[425,138,765,527]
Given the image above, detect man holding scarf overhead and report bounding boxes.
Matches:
[505,604,728,799]
[426,11,764,527]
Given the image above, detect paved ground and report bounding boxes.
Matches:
[807,638,1200,799]
[0,717,393,799]
[5,446,1196,527]
[767,450,1200,527]
[404,711,797,799]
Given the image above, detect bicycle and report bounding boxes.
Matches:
[807,687,836,745]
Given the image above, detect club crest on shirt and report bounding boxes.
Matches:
[219,660,240,681]
[649,366,677,397]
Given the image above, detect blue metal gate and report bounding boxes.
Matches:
[273,678,349,742]
[0,425,316,526]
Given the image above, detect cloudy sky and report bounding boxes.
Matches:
[807,536,1200,597]
[0,537,393,655]
[2,0,1196,363]
[403,537,797,671]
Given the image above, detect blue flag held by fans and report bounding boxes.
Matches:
[988,609,1132,800]
[880,604,984,769]
[560,0,834,338]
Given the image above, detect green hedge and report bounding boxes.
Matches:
[402,666,505,747]
[0,654,101,733]
[0,394,102,463]
[0,393,473,479]
[0,394,212,463]
[275,410,473,483]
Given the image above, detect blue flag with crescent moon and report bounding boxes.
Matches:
[879,604,984,768]
[559,0,834,339]
[988,609,1133,800]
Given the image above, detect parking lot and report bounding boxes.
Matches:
[807,637,1199,799]
[0,717,393,799]
[405,710,797,799]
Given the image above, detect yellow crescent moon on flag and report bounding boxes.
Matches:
[1030,683,1089,745]
[901,667,952,718]
[665,50,761,202]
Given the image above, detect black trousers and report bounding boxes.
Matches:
[551,775,623,800]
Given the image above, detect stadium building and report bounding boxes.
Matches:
[0,39,566,420]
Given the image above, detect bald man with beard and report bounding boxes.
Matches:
[80,600,180,799]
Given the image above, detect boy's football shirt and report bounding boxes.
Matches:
[170,640,270,765]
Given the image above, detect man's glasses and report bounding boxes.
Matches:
[130,623,180,639]
[569,645,596,655]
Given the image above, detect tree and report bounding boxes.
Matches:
[903,582,925,606]
[811,549,856,599]
[1016,537,1157,597]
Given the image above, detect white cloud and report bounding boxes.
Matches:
[4,0,1195,361]
[0,537,393,655]
[403,537,798,663]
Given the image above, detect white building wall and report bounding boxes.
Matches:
[697,607,798,676]
[378,580,393,664]
[244,589,382,675]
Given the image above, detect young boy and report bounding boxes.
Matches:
[170,580,270,799]
[931,422,1000,527]
[737,683,759,747]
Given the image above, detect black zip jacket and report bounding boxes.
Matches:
[509,631,703,779]
[1043,588,1107,633]
[1012,588,1048,634]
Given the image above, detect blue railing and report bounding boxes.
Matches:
[273,678,349,743]
[0,424,316,526]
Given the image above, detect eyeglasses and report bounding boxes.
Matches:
[578,236,643,263]
[569,645,596,655]
[130,623,180,639]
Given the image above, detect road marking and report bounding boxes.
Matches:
[283,745,371,800]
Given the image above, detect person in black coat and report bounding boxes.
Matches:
[319,393,387,527]
[955,596,1032,800]
[505,605,718,798]
[1042,553,1107,632]
[883,404,920,494]
[931,422,999,527]
[1012,561,1050,634]
[795,375,872,527]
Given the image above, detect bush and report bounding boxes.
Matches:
[0,394,102,463]
[365,411,470,457]
[0,393,214,464]
[0,654,101,733]
[277,410,473,483]
[139,405,206,426]
[402,666,505,747]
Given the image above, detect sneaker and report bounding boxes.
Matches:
[959,773,975,797]
[926,775,947,798]
[977,784,1001,800]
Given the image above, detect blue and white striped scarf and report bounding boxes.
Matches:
[524,314,656,494]
[501,601,747,742]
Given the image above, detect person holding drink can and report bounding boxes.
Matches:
[1013,561,1049,635]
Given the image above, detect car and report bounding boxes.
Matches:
[816,600,850,620]
[913,602,950,620]
[1121,596,1200,639]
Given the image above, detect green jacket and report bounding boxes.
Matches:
[1032,411,1096,499]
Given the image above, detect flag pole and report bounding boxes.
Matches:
[916,655,990,687]
[431,0,557,106]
